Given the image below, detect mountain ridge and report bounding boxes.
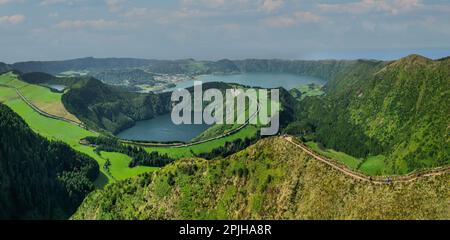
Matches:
[73,137,449,220]
[286,54,450,174]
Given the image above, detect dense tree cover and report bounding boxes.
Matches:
[11,57,359,77]
[127,150,173,168]
[10,55,449,175]
[20,72,57,84]
[84,136,174,168]
[20,72,94,91]
[0,62,12,74]
[61,79,237,134]
[285,55,450,174]
[61,77,173,133]
[91,69,162,86]
[0,104,99,219]
[73,138,449,220]
[196,134,260,160]
[204,59,240,74]
[234,59,357,80]
[12,57,155,74]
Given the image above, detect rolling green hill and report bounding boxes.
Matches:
[0,62,12,74]
[11,57,369,78]
[72,137,449,220]
[0,72,160,186]
[3,55,449,220]
[61,77,172,134]
[61,79,253,136]
[11,57,155,74]
[285,55,450,175]
[0,103,99,219]
[91,69,160,86]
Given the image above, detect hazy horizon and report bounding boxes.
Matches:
[4,48,450,64]
[1,0,450,63]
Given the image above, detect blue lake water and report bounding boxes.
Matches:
[48,84,66,92]
[165,72,325,92]
[117,73,325,142]
[116,114,212,142]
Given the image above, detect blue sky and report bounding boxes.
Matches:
[1,0,450,63]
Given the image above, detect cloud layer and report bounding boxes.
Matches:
[0,0,449,62]
[0,14,25,24]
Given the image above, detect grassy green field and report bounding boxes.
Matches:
[306,141,386,176]
[160,87,275,158]
[0,72,29,88]
[99,151,158,181]
[0,73,158,187]
[292,84,325,100]
[145,125,259,158]
[74,137,450,220]
[0,72,80,122]
[0,72,264,185]
[1,97,161,187]
[359,155,387,176]
[0,87,17,102]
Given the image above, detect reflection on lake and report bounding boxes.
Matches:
[116,113,210,142]
[48,84,67,92]
[118,73,325,142]
[165,72,325,92]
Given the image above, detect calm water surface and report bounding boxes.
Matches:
[118,73,325,142]
[165,72,325,92]
[48,84,66,91]
[116,114,211,142]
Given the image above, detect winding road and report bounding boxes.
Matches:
[9,82,261,148]
[119,102,261,148]
[15,88,85,127]
[283,136,450,184]
[4,82,449,184]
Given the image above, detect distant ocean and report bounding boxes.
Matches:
[302,48,450,61]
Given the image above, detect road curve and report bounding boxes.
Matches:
[283,135,450,184]
[15,88,85,127]
[10,82,261,149]
[10,82,447,183]
[119,102,261,148]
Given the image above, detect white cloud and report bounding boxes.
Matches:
[182,0,225,8]
[294,11,323,23]
[124,7,217,25]
[0,14,26,24]
[221,23,240,31]
[260,0,284,13]
[123,7,150,18]
[105,0,127,12]
[0,0,22,4]
[49,12,59,17]
[54,19,117,29]
[40,0,79,5]
[181,0,253,10]
[318,0,423,15]
[263,11,323,28]
[263,16,295,27]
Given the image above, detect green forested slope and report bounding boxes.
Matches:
[11,57,367,77]
[61,80,243,135]
[0,62,11,74]
[73,137,449,220]
[286,55,450,174]
[0,104,99,219]
[234,59,359,80]
[61,77,172,134]
[91,69,160,85]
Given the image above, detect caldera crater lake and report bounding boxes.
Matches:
[116,73,325,142]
